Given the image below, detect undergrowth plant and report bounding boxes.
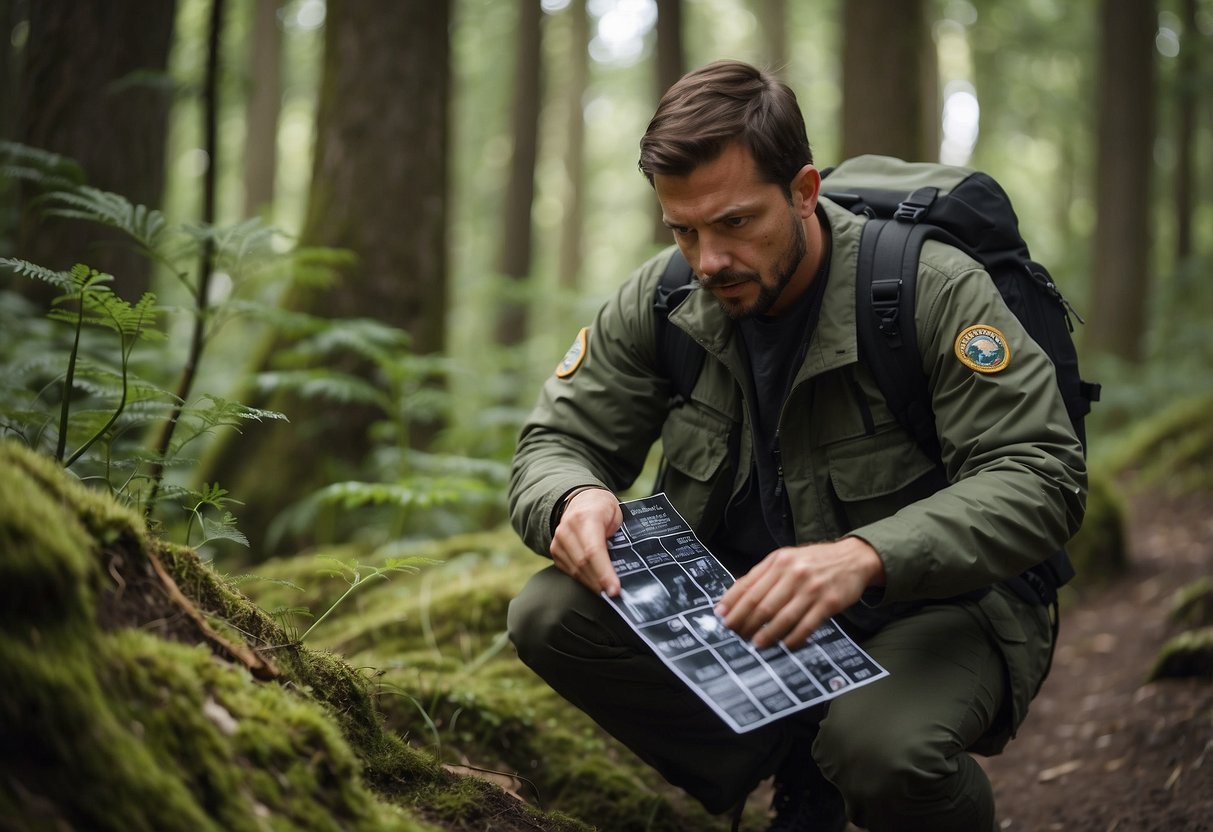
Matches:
[1,140,512,563]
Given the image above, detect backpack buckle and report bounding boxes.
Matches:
[870,278,902,335]
[893,186,940,223]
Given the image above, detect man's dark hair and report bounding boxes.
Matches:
[638,60,813,195]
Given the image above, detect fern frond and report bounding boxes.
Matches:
[308,479,470,511]
[404,450,511,483]
[0,141,86,187]
[183,394,289,430]
[255,370,387,408]
[218,299,328,337]
[198,512,250,548]
[288,317,411,365]
[0,257,74,290]
[41,187,166,250]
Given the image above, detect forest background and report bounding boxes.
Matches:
[0,1,1211,830]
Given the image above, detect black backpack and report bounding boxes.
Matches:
[654,155,1100,603]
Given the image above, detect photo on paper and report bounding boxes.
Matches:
[602,493,889,733]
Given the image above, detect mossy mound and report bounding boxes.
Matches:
[0,441,587,832]
[1147,627,1213,682]
[243,538,769,831]
[1170,578,1213,630]
[1100,392,1213,494]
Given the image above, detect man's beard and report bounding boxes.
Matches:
[702,216,807,320]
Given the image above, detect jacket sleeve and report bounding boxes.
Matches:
[508,254,674,557]
[851,242,1088,602]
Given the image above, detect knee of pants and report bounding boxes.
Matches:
[814,704,945,805]
[507,566,615,672]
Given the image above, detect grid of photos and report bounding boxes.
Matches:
[604,493,888,733]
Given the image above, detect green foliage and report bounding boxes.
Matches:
[256,313,513,551]
[1,439,589,831]
[298,556,436,644]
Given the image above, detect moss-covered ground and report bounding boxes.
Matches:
[0,425,1154,831]
[0,441,591,832]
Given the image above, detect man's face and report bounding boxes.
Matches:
[654,142,819,319]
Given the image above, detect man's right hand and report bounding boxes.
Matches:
[549,488,623,597]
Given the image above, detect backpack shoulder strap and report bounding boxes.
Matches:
[654,249,702,406]
[855,200,949,462]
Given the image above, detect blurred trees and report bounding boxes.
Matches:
[495,0,545,347]
[3,0,1211,559]
[14,0,176,298]
[841,0,936,160]
[1088,0,1158,363]
[242,0,283,218]
[205,0,452,553]
[556,0,590,291]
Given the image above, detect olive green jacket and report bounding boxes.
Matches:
[509,198,1087,607]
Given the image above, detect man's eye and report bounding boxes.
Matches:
[670,225,694,236]
[723,216,749,229]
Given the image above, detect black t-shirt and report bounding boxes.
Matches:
[710,232,832,573]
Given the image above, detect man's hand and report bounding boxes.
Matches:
[549,488,623,597]
[714,537,886,649]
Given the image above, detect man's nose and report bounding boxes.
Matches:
[695,235,731,278]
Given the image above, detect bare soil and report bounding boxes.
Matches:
[979,491,1213,832]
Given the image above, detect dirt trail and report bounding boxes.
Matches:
[980,492,1213,831]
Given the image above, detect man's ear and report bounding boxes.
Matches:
[791,164,821,219]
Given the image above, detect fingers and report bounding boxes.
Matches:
[549,489,623,596]
[714,541,877,649]
[717,550,823,648]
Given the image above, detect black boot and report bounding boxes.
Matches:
[767,745,847,832]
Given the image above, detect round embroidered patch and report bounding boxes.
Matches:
[555,327,589,378]
[954,324,1011,373]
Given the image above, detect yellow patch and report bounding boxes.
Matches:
[555,327,589,378]
[954,324,1011,373]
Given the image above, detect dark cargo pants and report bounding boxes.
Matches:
[508,565,1053,832]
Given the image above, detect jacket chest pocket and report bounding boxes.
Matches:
[658,401,736,529]
[800,365,942,530]
[823,427,943,531]
[661,402,733,481]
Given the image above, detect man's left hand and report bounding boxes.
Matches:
[714,537,886,649]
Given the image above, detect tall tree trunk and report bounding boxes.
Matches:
[494,0,544,347]
[841,0,931,161]
[652,0,684,243]
[206,0,451,555]
[16,0,176,298]
[1174,0,1197,264]
[1087,0,1156,363]
[0,0,24,248]
[557,0,589,292]
[0,0,20,143]
[757,0,788,75]
[242,0,283,219]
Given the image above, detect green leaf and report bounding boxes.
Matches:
[0,258,74,289]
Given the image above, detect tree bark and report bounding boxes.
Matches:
[1087,0,1155,363]
[1174,0,1197,264]
[494,0,544,347]
[841,0,931,161]
[205,0,451,555]
[242,0,283,219]
[651,0,684,243]
[557,0,589,292]
[16,0,176,298]
[757,0,788,76]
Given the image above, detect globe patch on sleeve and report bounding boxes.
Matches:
[555,327,588,378]
[954,324,1011,373]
